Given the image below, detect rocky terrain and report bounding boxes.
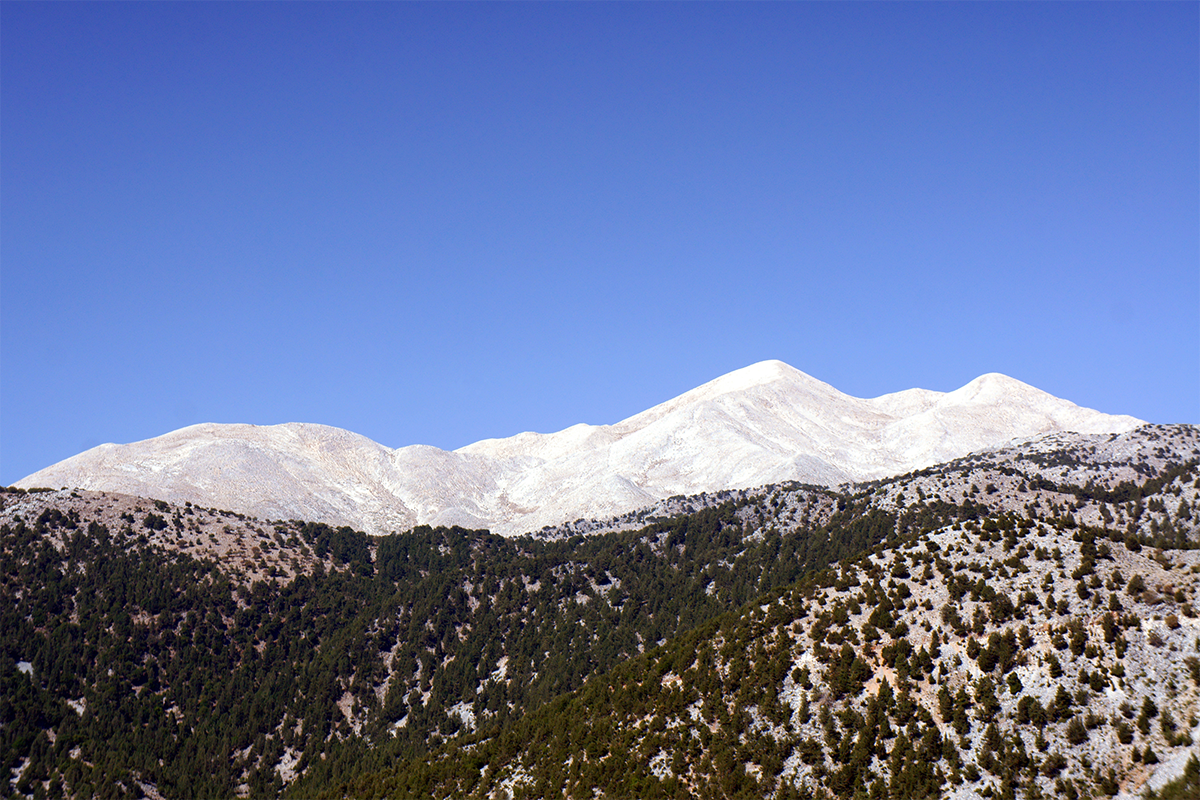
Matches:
[388,508,1200,799]
[15,361,1142,537]
[0,489,321,588]
[3,424,1197,798]
[324,426,1200,800]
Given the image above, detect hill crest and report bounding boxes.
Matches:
[16,361,1143,535]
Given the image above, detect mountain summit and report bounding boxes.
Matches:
[15,361,1143,535]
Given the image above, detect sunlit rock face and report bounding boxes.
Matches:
[17,360,1142,536]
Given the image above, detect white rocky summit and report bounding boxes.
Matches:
[16,361,1143,536]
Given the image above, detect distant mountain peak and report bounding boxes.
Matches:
[16,362,1143,535]
[683,359,826,394]
[710,358,804,385]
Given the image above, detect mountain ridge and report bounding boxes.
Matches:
[4,424,1197,799]
[15,361,1144,536]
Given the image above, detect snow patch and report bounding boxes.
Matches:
[449,701,476,733]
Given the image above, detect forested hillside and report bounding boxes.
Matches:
[321,438,1200,800]
[0,485,913,798]
[2,425,1198,799]
[355,499,1200,799]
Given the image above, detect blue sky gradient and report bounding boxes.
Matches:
[3,3,1197,484]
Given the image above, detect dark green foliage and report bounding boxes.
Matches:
[976,629,1018,674]
[1145,755,1200,800]
[1143,696,1159,719]
[326,570,957,800]
[3,485,910,799]
[1016,695,1046,728]
[973,676,1000,720]
[1041,752,1067,778]
[1186,656,1200,687]
[1047,653,1063,679]
[1065,716,1088,745]
[5,432,1197,799]
[1068,617,1088,657]
[827,643,871,700]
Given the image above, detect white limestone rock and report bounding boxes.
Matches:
[16,360,1143,536]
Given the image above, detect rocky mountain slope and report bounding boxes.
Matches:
[15,361,1143,536]
[378,501,1200,800]
[3,424,1196,799]
[327,426,1200,800]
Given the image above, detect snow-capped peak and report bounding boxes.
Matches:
[16,362,1143,536]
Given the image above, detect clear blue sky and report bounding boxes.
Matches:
[3,2,1197,484]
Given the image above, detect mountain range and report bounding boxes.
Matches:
[3,423,1198,799]
[15,360,1143,536]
